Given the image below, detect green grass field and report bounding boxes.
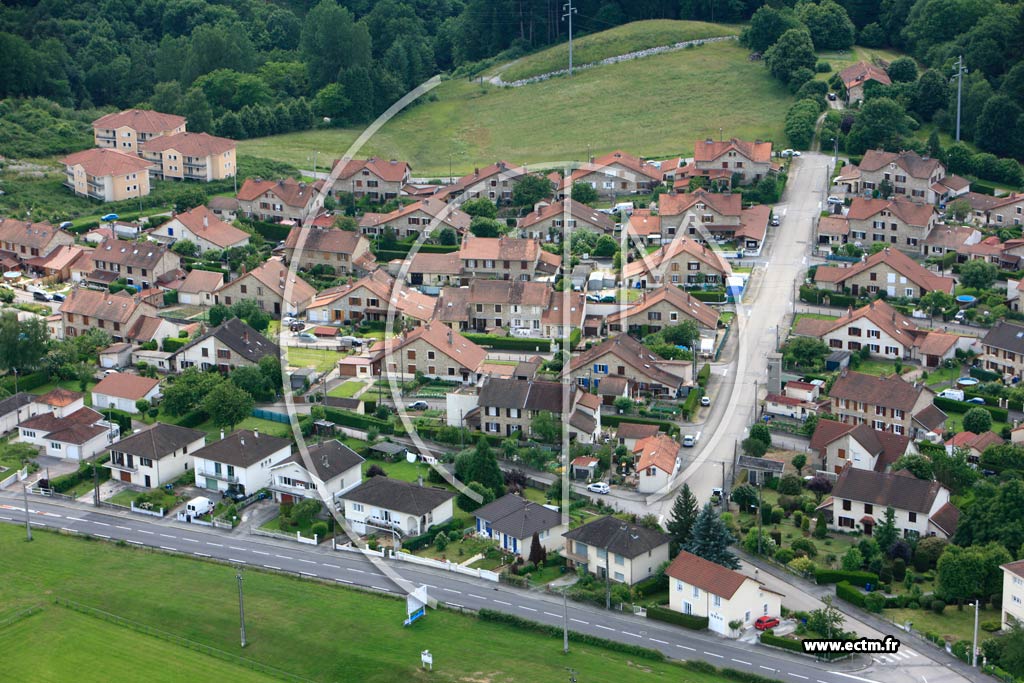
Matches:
[497,19,739,82]
[0,526,735,683]
[283,346,346,373]
[0,609,280,683]
[239,41,792,176]
[328,380,365,398]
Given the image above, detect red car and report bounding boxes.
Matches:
[755,616,780,631]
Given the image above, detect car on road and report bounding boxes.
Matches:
[407,401,429,411]
[827,92,837,101]
[51,292,65,302]
[769,215,780,227]
[31,290,52,302]
[282,316,298,325]
[711,487,723,499]
[587,482,610,494]
[296,332,318,343]
[100,213,119,222]
[755,616,781,631]
[288,321,304,332]
[682,434,696,447]
[954,310,966,322]
[965,397,986,405]
[780,149,801,158]
[700,396,711,407]
[339,335,363,347]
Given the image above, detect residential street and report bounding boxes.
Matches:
[0,492,972,683]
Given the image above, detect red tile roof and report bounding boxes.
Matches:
[847,197,936,227]
[605,285,719,330]
[168,206,249,248]
[840,62,892,89]
[693,138,772,164]
[140,131,234,156]
[331,156,410,183]
[665,550,749,599]
[284,225,366,255]
[389,322,487,372]
[517,199,614,232]
[92,109,186,133]
[633,434,679,474]
[92,372,160,401]
[61,148,152,177]
[35,388,83,407]
[236,177,323,208]
[812,247,953,294]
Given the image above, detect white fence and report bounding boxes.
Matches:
[213,518,234,530]
[333,542,386,558]
[391,550,500,582]
[0,466,28,490]
[337,426,370,441]
[177,512,214,526]
[250,527,318,545]
[130,501,165,517]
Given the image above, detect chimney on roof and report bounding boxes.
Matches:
[240,437,245,446]
[243,329,249,343]
[705,138,713,144]
[473,167,479,177]
[389,159,397,165]
[869,300,874,309]
[447,329,453,345]
[203,215,208,228]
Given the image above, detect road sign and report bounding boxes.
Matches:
[404,585,430,626]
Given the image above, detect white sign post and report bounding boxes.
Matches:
[421,650,433,671]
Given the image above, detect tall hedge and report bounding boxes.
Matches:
[933,396,1007,421]
[322,407,395,434]
[0,370,49,394]
[461,333,551,352]
[814,569,879,587]
[646,605,708,630]
[835,580,866,607]
[50,456,111,493]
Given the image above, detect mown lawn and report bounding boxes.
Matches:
[328,380,365,398]
[0,526,729,682]
[886,605,1001,645]
[283,346,346,373]
[853,359,911,377]
[0,609,280,683]
[498,19,739,81]
[240,41,792,176]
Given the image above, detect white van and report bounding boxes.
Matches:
[937,389,964,401]
[185,496,214,518]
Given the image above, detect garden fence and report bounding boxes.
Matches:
[251,408,290,424]
[0,466,28,490]
[129,501,165,517]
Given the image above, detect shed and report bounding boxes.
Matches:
[370,441,407,461]
[825,350,852,372]
[289,367,319,391]
[99,342,134,370]
[569,456,599,481]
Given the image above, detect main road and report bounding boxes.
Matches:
[0,492,926,683]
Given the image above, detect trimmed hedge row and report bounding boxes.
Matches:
[601,414,675,433]
[0,370,49,394]
[175,410,209,428]
[246,220,292,243]
[162,337,189,353]
[689,290,727,303]
[799,285,857,308]
[461,333,552,352]
[933,396,1008,421]
[815,569,879,587]
[697,363,711,388]
[961,390,1002,407]
[646,605,708,631]
[50,456,111,493]
[836,580,865,606]
[760,629,846,661]
[322,407,395,434]
[476,609,665,662]
[970,366,1001,382]
[401,518,464,551]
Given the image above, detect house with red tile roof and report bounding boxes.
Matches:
[839,62,892,104]
[516,199,614,240]
[633,433,680,493]
[626,209,662,246]
[827,370,946,437]
[559,150,662,199]
[1000,560,1024,629]
[0,219,75,267]
[843,149,965,205]
[18,391,118,461]
[373,322,488,385]
[86,238,181,290]
[965,192,1024,229]
[92,109,187,153]
[812,247,954,298]
[176,269,224,306]
[458,235,561,282]
[306,269,434,326]
[541,290,586,339]
[809,418,915,476]
[945,430,1003,464]
[328,157,411,201]
[434,280,551,333]
[61,148,152,202]
[622,238,732,289]
[605,285,719,333]
[565,334,688,398]
[681,137,777,187]
[91,372,161,413]
[283,225,373,276]
[139,131,236,182]
[846,197,940,255]
[214,257,316,317]
[152,206,250,253]
[236,177,324,224]
[826,466,958,539]
[389,251,462,288]
[58,288,157,343]
[435,161,530,203]
[358,197,471,240]
[666,550,782,636]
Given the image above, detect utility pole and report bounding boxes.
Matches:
[756,481,763,555]
[93,460,100,507]
[604,543,611,609]
[720,461,727,511]
[972,599,979,667]
[23,483,32,542]
[237,566,247,648]
[562,1,577,76]
[953,56,968,142]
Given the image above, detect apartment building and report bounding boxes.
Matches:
[329,157,410,201]
[92,109,186,153]
[61,148,152,202]
[139,132,236,182]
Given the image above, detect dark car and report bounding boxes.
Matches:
[51,292,65,302]
[755,616,781,631]
[32,290,52,302]
[222,487,247,502]
[289,321,304,332]
[827,92,837,101]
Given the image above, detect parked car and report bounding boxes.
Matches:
[954,310,966,322]
[32,290,52,302]
[682,434,696,447]
[339,335,363,347]
[780,149,801,158]
[587,482,611,494]
[700,396,711,407]
[100,213,119,222]
[50,292,65,302]
[282,316,298,325]
[289,321,304,332]
[296,332,318,343]
[711,487,723,499]
[769,215,780,227]
[58,221,73,230]
[407,401,429,411]
[755,616,781,631]
[827,92,837,101]
[965,397,986,405]
[827,195,843,205]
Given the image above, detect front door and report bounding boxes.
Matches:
[144,475,151,487]
[120,471,131,482]
[273,301,281,316]
[863,521,874,536]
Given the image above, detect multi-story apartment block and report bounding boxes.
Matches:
[139,131,236,182]
[92,109,186,153]
[61,148,152,202]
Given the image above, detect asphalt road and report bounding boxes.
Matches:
[1,492,902,683]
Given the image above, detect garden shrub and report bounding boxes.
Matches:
[863,592,886,613]
[311,521,328,538]
[647,605,709,630]
[930,599,945,614]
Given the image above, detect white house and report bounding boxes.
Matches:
[1000,559,1024,630]
[809,419,916,476]
[633,434,680,494]
[0,393,34,435]
[176,269,224,306]
[666,550,783,636]
[827,466,960,539]
[152,206,250,254]
[98,343,134,370]
[18,406,117,460]
[563,516,670,585]
[105,422,206,488]
[191,429,292,495]
[473,493,566,557]
[340,476,455,537]
[268,440,364,506]
[90,372,161,413]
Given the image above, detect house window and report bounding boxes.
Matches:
[50,442,62,450]
[712,595,721,607]
[352,503,364,512]
[864,504,873,515]
[140,458,153,467]
[692,585,699,597]
[842,500,851,511]
[908,512,917,523]
[614,571,624,582]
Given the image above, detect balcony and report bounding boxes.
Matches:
[197,468,238,484]
[105,459,137,472]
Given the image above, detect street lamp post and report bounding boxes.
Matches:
[237,566,247,648]
[23,483,32,542]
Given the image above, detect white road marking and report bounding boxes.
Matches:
[469,594,487,601]
[595,625,615,631]
[275,554,292,560]
[348,568,365,574]
[159,545,175,551]
[761,666,776,672]
[61,527,74,533]
[264,565,281,571]
[228,546,246,551]
[206,541,222,546]
[229,558,246,564]
[138,530,154,535]
[704,651,723,658]
[127,540,143,545]
[518,606,537,612]
[446,602,464,609]
[442,588,460,594]
[159,533,175,538]
[695,431,702,441]
[833,674,885,683]
[544,612,561,618]
[296,558,316,565]
[649,638,668,645]
[905,648,918,657]
[789,675,809,680]
[252,550,269,555]
[93,521,110,527]
[622,631,642,638]
[732,659,751,665]
[30,522,46,527]
[194,552,210,558]
[493,600,511,606]
[181,537,199,543]
[67,517,84,522]
[570,618,588,625]
[116,525,131,530]
[677,645,695,651]
[93,533,110,538]
[299,571,317,577]
[0,516,12,521]
[322,564,340,569]
[336,578,354,585]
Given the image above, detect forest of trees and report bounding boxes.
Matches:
[0,0,1022,161]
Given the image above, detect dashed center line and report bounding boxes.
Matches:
[621,631,642,638]
[67,517,84,522]
[595,625,614,631]
[228,546,246,551]
[159,533,175,539]
[181,537,199,543]
[518,606,537,612]
[442,588,460,594]
[348,568,365,574]
[649,638,668,645]
[468,594,486,601]
[296,558,315,565]
[275,554,292,560]
[760,666,775,672]
[704,651,723,658]
[115,525,131,530]
[159,545,176,551]
[252,550,269,556]
[322,563,340,569]
[92,521,110,527]
[789,674,808,680]
[544,611,560,618]
[570,618,588,625]
[732,659,751,666]
[206,541,222,546]
[677,645,696,652]
[493,600,511,606]
[137,530,154,535]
